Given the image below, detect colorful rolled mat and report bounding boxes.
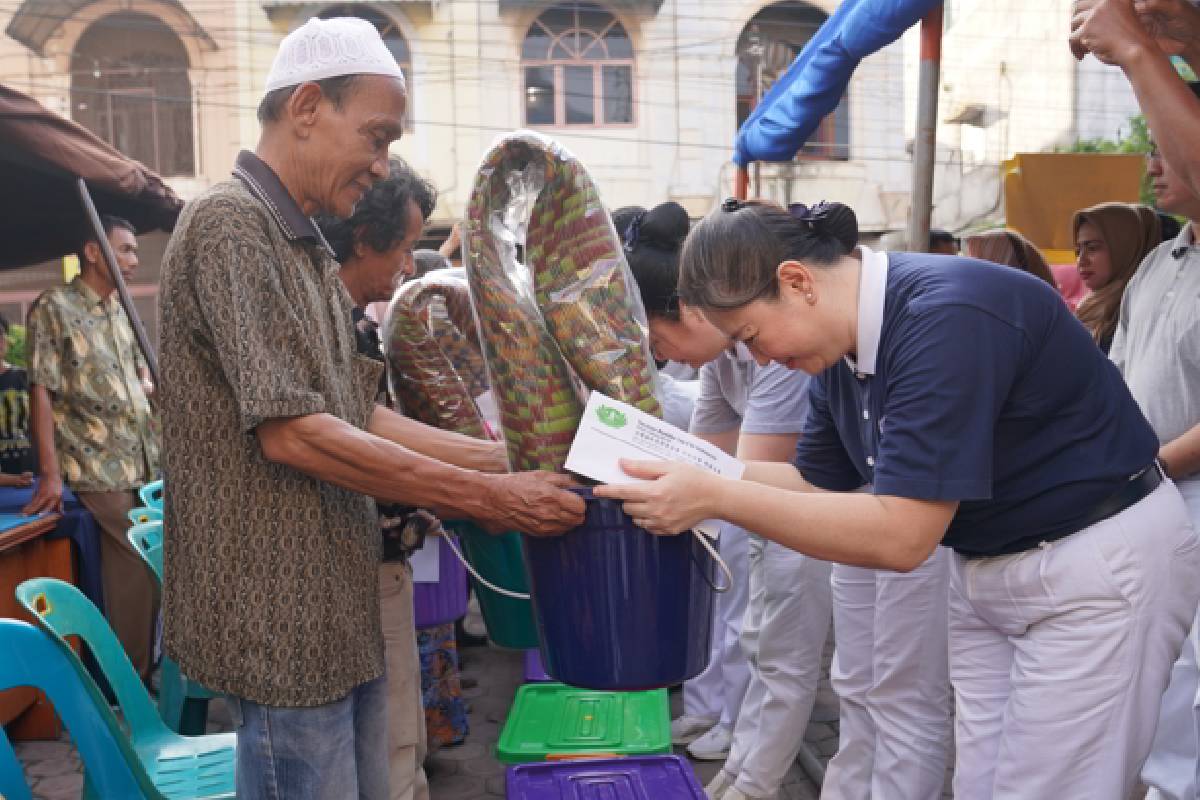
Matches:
[527,150,661,418]
[384,275,488,439]
[427,298,490,401]
[465,131,661,474]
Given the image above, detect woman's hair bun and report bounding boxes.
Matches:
[639,201,690,251]
[809,202,858,253]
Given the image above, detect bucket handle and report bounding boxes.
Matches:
[442,527,732,598]
[691,530,733,594]
[442,532,533,601]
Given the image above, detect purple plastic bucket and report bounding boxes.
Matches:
[521,487,718,691]
[523,649,551,683]
[506,755,705,799]
[412,535,468,628]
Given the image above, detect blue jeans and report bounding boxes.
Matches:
[232,675,389,800]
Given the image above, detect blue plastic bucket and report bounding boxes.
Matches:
[521,487,718,691]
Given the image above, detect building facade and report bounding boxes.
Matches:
[8,0,1148,330]
[0,0,915,220]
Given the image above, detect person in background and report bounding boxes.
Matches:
[1071,0,1200,199]
[612,206,701,433]
[1073,202,1161,352]
[1117,84,1200,800]
[318,156,440,800]
[24,214,160,681]
[929,228,960,255]
[1052,264,1088,311]
[437,223,462,264]
[1161,211,1184,244]
[611,203,752,761]
[413,249,452,279]
[0,313,33,487]
[963,229,1058,287]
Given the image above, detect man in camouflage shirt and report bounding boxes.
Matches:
[25,213,160,680]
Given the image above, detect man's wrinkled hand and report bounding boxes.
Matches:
[22,475,63,515]
[1135,0,1200,59]
[482,471,585,536]
[1071,0,1174,63]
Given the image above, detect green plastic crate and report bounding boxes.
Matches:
[496,683,671,764]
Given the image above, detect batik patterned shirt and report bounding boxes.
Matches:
[26,277,159,491]
[158,151,385,707]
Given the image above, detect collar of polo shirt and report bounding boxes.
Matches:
[845,244,888,377]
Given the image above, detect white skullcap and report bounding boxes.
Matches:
[265,17,406,93]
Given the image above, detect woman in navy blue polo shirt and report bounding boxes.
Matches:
[597,200,1200,799]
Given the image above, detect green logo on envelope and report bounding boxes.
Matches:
[596,405,628,429]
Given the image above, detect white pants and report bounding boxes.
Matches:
[821,547,951,800]
[951,481,1200,800]
[724,537,832,798]
[379,563,430,800]
[1143,479,1200,800]
[684,522,752,728]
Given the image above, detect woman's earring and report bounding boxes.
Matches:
[805,292,815,303]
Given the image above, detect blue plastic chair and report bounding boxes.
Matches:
[128,506,164,525]
[126,521,216,735]
[15,578,235,799]
[0,618,165,799]
[139,481,164,510]
[127,521,164,583]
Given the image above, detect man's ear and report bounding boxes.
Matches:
[286,82,325,138]
[82,240,101,267]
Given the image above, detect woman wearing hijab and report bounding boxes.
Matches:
[1073,203,1161,353]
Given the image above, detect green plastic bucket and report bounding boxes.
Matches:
[496,683,671,764]
[445,522,540,650]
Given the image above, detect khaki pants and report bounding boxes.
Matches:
[76,489,159,681]
[379,562,429,800]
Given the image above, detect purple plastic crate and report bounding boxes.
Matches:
[506,755,705,799]
[523,649,551,683]
[413,535,468,628]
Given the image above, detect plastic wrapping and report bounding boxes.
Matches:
[382,272,489,439]
[465,131,662,473]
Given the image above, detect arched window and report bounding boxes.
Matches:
[70,12,195,176]
[318,4,412,129]
[737,1,849,160]
[522,3,634,127]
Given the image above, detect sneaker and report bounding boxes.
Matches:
[705,769,734,799]
[671,714,717,745]
[687,724,733,761]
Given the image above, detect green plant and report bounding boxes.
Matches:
[5,323,26,368]
[1060,115,1153,204]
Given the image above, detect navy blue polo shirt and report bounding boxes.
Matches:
[794,250,1159,556]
